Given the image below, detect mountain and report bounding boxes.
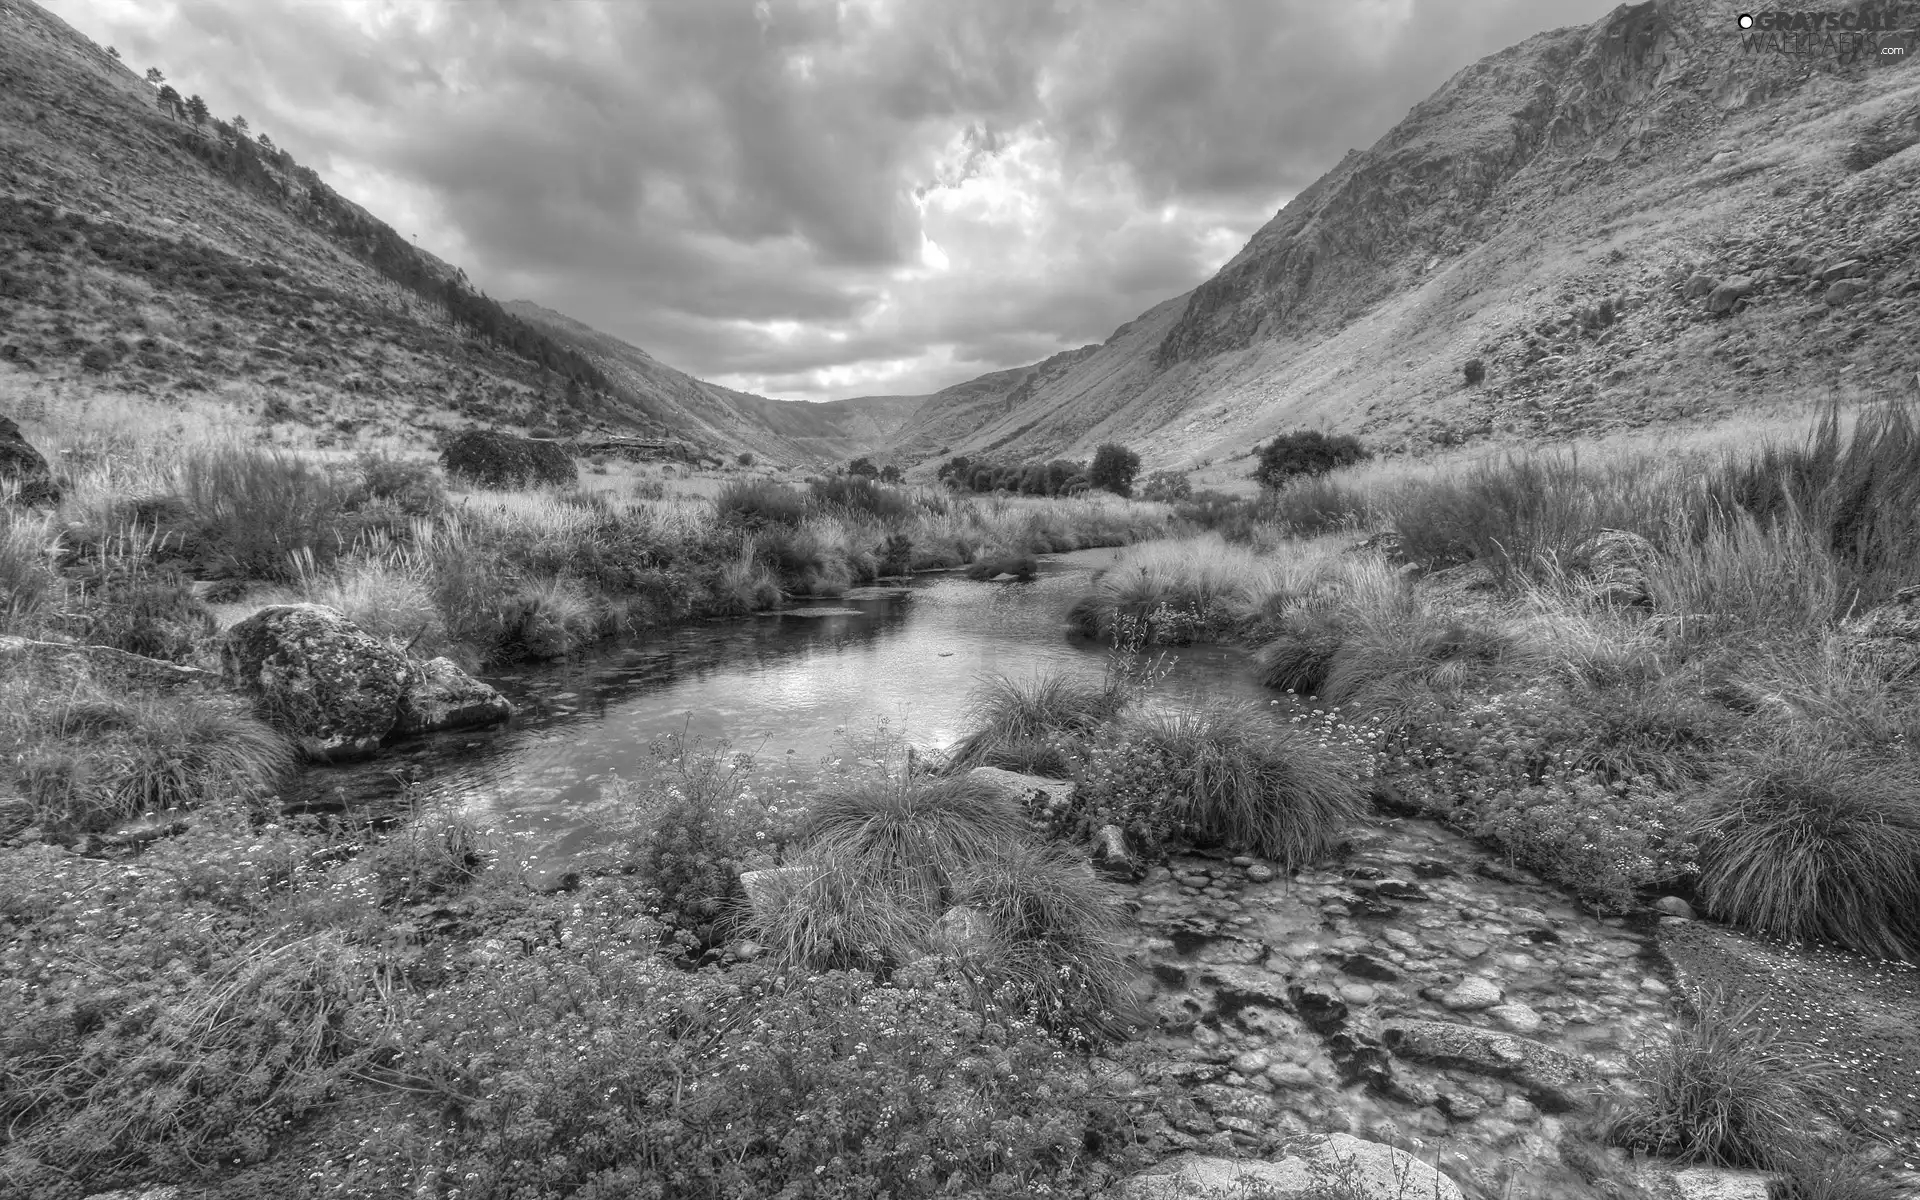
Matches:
[503,301,922,466]
[0,0,900,465]
[892,0,1920,474]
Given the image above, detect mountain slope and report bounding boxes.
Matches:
[504,300,922,466]
[900,0,1920,473]
[0,0,887,462]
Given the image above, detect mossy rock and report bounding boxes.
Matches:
[440,430,578,489]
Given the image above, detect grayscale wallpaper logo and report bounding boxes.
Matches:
[1735,4,1914,64]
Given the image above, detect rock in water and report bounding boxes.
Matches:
[0,415,59,506]
[440,430,578,489]
[222,603,409,761]
[394,656,514,735]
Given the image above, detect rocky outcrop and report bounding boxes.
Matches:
[0,415,59,506]
[440,429,578,489]
[394,656,515,735]
[223,604,512,761]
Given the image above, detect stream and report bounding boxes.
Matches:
[290,546,1678,1198]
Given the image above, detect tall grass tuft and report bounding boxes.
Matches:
[1693,744,1920,961]
[177,446,353,580]
[800,775,1032,909]
[1118,699,1362,865]
[1608,988,1831,1170]
[714,478,809,528]
[1,512,61,635]
[948,671,1127,775]
[951,840,1135,1039]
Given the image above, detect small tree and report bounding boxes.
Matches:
[736,451,755,468]
[937,456,972,486]
[257,131,276,151]
[185,94,209,126]
[847,456,878,479]
[1463,358,1486,386]
[1253,431,1371,490]
[156,84,181,116]
[145,67,164,86]
[232,115,249,138]
[878,463,903,483]
[1089,443,1142,498]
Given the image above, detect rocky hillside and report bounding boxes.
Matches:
[892,0,1920,474]
[503,301,922,467]
[0,0,893,465]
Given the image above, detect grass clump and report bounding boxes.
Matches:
[800,774,1030,905]
[715,477,810,528]
[177,445,356,580]
[1072,699,1361,865]
[1608,988,1832,1170]
[947,671,1127,777]
[1067,536,1281,644]
[1693,744,1920,962]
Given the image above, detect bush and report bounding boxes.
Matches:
[1608,988,1830,1170]
[1137,470,1191,504]
[715,478,809,528]
[1070,700,1361,865]
[809,475,916,522]
[1693,744,1920,961]
[1253,431,1371,491]
[736,451,755,467]
[1463,358,1486,386]
[1089,444,1141,498]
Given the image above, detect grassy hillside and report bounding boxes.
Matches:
[894,0,1920,474]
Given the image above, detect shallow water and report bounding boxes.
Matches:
[289,548,1271,877]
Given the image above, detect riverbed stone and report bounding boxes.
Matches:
[966,766,1074,813]
[222,603,409,761]
[1489,1003,1543,1034]
[1653,896,1696,919]
[1307,1135,1465,1200]
[1440,976,1503,1011]
[1381,1019,1598,1110]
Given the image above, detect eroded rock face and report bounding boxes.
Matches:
[394,656,514,736]
[0,416,59,506]
[222,604,409,762]
[440,430,578,489]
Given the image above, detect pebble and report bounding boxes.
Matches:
[1452,937,1491,960]
[1383,927,1423,952]
[1265,1063,1316,1089]
[1338,983,1378,1006]
[1231,856,1256,868]
[1640,977,1671,996]
[1653,895,1695,919]
[1245,864,1275,882]
[1231,1050,1271,1076]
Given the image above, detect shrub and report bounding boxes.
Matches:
[809,474,916,522]
[595,732,784,955]
[948,672,1126,774]
[1463,358,1486,386]
[1137,470,1191,504]
[1693,744,1920,961]
[1089,444,1141,498]
[715,478,809,528]
[1253,431,1370,491]
[1608,988,1831,1170]
[736,451,755,467]
[847,455,879,478]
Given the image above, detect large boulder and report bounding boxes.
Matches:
[394,656,514,735]
[222,603,409,761]
[440,430,578,489]
[0,415,59,506]
[1567,528,1658,607]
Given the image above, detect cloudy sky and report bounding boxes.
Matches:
[53,0,1613,402]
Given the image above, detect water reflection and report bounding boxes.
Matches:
[287,549,1270,876]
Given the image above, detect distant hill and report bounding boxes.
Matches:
[0,0,905,464]
[503,301,922,466]
[888,0,1920,475]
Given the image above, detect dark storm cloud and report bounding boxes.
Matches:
[52,0,1616,401]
